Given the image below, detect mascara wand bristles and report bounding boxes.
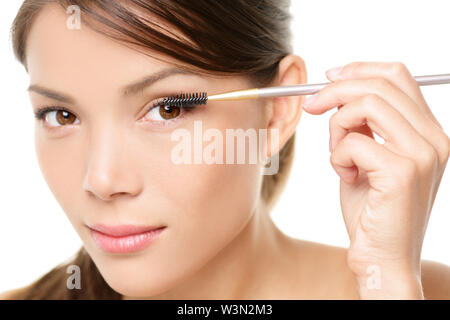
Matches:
[162,92,208,107]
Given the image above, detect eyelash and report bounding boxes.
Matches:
[34,105,73,121]
[33,97,199,126]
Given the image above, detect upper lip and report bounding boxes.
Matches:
[88,224,166,237]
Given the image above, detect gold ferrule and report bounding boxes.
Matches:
[207,88,259,101]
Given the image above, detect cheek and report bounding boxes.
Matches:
[138,100,266,224]
[144,108,265,260]
[146,102,265,226]
[116,110,265,294]
[154,161,263,220]
[34,128,84,215]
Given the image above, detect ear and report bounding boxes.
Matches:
[265,54,307,158]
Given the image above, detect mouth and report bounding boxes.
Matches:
[87,224,166,254]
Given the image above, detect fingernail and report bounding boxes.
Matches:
[302,93,319,109]
[326,65,344,78]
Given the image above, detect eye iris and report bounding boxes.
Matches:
[159,104,181,120]
[56,110,76,125]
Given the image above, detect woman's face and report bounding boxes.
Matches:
[26,4,270,297]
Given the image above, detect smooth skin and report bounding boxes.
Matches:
[2,4,450,299]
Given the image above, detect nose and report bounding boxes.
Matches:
[83,125,143,201]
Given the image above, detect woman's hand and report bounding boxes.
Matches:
[301,61,450,299]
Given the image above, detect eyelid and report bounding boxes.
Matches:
[34,105,76,120]
[138,96,199,125]
[138,93,196,119]
[149,97,167,111]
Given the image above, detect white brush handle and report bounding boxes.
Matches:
[258,73,450,97]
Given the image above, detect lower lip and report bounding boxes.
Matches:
[90,227,165,254]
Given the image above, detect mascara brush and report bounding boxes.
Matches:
[163,73,450,107]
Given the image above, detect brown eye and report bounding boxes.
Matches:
[142,99,197,123]
[38,109,80,127]
[55,110,77,125]
[158,104,181,120]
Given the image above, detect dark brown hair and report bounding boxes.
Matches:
[8,0,296,299]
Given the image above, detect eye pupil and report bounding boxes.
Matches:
[159,104,181,120]
[56,110,76,125]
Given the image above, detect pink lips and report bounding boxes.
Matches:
[88,224,166,254]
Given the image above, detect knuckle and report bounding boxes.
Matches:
[361,93,382,110]
[344,131,362,145]
[390,61,409,76]
[345,61,364,73]
[369,77,392,93]
[329,151,341,168]
[329,152,337,166]
[359,95,379,119]
[437,133,450,163]
[329,110,338,127]
[418,144,439,171]
[446,136,450,160]
[393,157,417,183]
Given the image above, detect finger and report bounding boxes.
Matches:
[329,94,434,168]
[331,104,375,150]
[325,61,443,129]
[330,131,416,191]
[303,78,449,164]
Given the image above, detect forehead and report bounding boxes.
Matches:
[25,3,190,89]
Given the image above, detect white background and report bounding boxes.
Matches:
[1,0,449,292]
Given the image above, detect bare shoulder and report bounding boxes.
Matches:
[0,284,32,300]
[421,259,450,299]
[283,236,450,299]
[281,236,360,299]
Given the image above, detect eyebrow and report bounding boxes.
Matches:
[27,67,198,104]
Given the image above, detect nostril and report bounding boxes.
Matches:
[110,192,127,198]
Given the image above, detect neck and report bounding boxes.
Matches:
[122,201,287,299]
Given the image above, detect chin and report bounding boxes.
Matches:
[89,252,184,298]
[103,268,186,298]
